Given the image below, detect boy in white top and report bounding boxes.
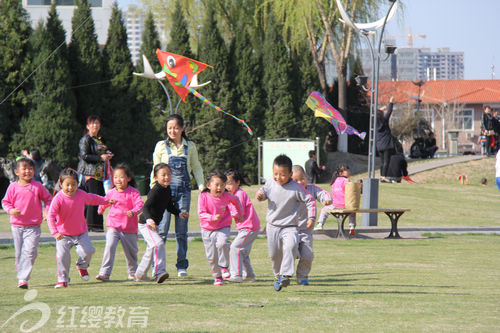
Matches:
[256,155,316,291]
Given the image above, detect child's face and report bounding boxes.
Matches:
[15,162,34,184]
[113,169,130,191]
[61,177,78,197]
[273,164,292,186]
[167,119,184,142]
[155,167,172,188]
[225,176,239,194]
[340,169,351,178]
[292,171,307,187]
[207,176,226,198]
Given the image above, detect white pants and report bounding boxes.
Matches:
[296,230,314,282]
[136,223,166,279]
[229,229,258,278]
[201,227,231,278]
[11,225,41,281]
[99,228,138,276]
[56,232,95,283]
[266,224,299,278]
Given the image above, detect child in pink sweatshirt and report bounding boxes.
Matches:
[95,164,143,282]
[47,168,113,289]
[198,171,243,286]
[224,169,260,283]
[2,157,52,289]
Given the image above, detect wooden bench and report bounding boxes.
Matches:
[325,208,411,239]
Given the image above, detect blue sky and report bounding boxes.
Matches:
[117,0,500,80]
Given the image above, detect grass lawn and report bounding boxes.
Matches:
[1,235,499,332]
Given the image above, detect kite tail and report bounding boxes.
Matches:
[188,87,253,135]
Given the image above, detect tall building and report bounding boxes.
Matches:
[22,0,113,46]
[125,4,145,66]
[359,47,464,81]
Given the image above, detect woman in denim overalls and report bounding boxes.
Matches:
[151,114,205,277]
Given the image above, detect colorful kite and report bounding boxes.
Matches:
[134,49,253,135]
[306,91,366,140]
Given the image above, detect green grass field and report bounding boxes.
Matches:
[0,157,499,332]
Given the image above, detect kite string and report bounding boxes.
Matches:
[0,14,92,106]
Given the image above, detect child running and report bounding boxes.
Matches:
[96,164,144,281]
[316,164,356,234]
[291,165,331,285]
[198,171,243,286]
[47,168,113,289]
[2,157,52,289]
[135,163,188,284]
[256,155,316,292]
[224,169,260,283]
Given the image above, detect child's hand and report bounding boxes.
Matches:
[42,211,47,221]
[306,218,315,229]
[256,191,264,200]
[214,214,221,221]
[55,233,63,240]
[108,199,116,204]
[126,210,134,217]
[9,208,21,217]
[180,212,189,219]
[146,219,157,231]
[323,199,332,206]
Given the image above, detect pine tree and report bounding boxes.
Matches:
[228,24,265,182]
[101,1,137,170]
[0,0,32,156]
[193,2,234,172]
[262,14,297,139]
[11,3,79,167]
[68,0,104,125]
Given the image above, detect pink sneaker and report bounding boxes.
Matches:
[220,267,230,280]
[17,280,28,289]
[77,267,89,281]
[214,277,223,286]
[54,282,68,289]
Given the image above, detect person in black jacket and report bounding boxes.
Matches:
[304,150,323,184]
[482,106,495,156]
[376,96,395,182]
[77,115,113,232]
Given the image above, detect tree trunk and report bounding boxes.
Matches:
[337,64,348,152]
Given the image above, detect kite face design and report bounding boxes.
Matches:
[306,91,366,140]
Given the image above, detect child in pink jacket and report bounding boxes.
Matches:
[96,164,144,281]
[224,169,260,283]
[47,168,113,289]
[198,171,243,286]
[2,157,52,289]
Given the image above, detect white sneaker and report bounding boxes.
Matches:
[177,269,188,277]
[314,223,324,230]
[228,275,244,283]
[220,267,231,279]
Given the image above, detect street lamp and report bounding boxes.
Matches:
[337,0,398,226]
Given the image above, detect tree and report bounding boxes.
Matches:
[0,0,33,156]
[11,3,79,167]
[68,0,104,125]
[261,13,297,139]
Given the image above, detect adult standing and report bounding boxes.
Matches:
[77,115,113,232]
[481,106,495,156]
[151,114,204,277]
[376,96,395,182]
[304,150,323,184]
[30,149,43,182]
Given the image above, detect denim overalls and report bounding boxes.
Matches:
[158,143,191,270]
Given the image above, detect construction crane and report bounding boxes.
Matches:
[387,26,426,48]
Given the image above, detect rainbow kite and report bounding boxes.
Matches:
[306,91,366,140]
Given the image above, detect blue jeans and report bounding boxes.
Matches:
[158,185,191,270]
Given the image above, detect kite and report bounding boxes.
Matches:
[305,91,366,140]
[134,49,253,135]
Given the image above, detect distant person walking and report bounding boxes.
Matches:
[304,150,323,184]
[481,106,496,156]
[376,96,395,182]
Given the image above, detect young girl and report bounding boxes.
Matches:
[95,164,144,281]
[151,114,204,278]
[47,168,113,289]
[2,158,52,289]
[315,164,356,234]
[198,171,243,286]
[135,163,188,284]
[224,169,260,283]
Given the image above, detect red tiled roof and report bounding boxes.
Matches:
[376,80,500,104]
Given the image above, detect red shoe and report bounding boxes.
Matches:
[402,176,417,184]
[77,267,89,281]
[17,280,28,289]
[54,282,68,289]
[220,267,230,280]
[214,277,223,286]
[349,228,356,236]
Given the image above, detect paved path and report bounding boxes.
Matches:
[407,154,485,175]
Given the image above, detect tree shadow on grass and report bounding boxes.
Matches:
[295,289,469,296]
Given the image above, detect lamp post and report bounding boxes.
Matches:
[337,0,398,226]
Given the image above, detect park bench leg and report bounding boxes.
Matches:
[384,212,404,239]
[331,213,350,239]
